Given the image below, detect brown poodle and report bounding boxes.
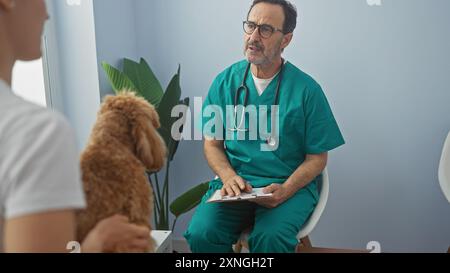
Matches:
[76,91,167,252]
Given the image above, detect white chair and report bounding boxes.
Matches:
[438,132,450,253]
[234,168,330,253]
[438,132,450,203]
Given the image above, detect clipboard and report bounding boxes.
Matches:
[207,188,273,203]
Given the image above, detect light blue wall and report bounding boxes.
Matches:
[94,0,450,252]
[47,0,138,151]
[46,0,100,151]
[93,0,139,98]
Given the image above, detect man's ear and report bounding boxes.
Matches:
[0,0,15,12]
[281,33,293,51]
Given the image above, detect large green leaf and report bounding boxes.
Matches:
[157,65,181,130]
[170,182,210,217]
[101,62,137,94]
[123,58,164,107]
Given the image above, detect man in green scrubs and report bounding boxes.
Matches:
[184,0,345,253]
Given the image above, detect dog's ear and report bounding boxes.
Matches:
[132,111,167,171]
[149,106,161,129]
[147,107,167,171]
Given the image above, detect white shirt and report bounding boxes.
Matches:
[252,72,278,96]
[0,80,86,251]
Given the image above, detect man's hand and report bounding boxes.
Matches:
[249,183,294,208]
[81,215,151,253]
[252,153,328,208]
[221,175,253,197]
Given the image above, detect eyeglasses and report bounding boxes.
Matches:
[243,21,285,38]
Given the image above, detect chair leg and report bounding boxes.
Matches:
[447,246,450,253]
[233,239,250,253]
[296,236,313,253]
[233,240,243,253]
[300,236,312,248]
[242,240,249,250]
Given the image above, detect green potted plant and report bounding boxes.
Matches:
[102,58,208,231]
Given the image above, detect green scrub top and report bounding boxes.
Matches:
[201,60,345,199]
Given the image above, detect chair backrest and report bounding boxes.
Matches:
[296,168,329,240]
[439,132,450,203]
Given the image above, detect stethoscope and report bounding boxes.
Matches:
[228,60,284,147]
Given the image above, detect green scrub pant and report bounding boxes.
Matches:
[184,183,318,253]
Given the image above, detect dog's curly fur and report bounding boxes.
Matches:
[76,92,167,252]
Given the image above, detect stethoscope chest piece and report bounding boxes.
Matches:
[266,136,277,147]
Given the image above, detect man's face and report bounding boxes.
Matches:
[244,3,286,66]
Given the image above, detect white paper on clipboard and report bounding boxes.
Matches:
[207,188,273,203]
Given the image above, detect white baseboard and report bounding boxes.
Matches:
[172,237,191,253]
